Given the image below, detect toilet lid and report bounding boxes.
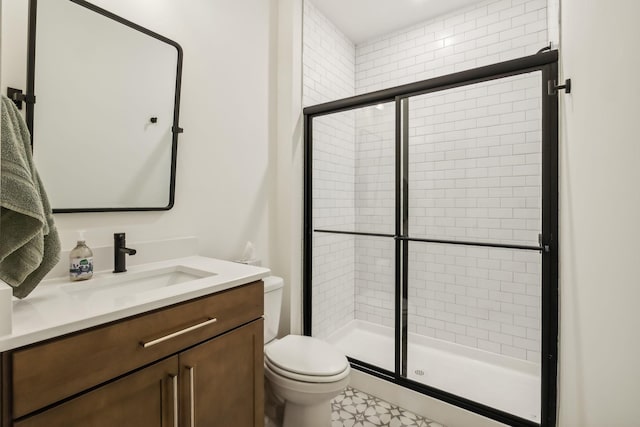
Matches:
[264,335,349,377]
[265,358,350,383]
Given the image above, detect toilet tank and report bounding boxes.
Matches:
[263,276,284,344]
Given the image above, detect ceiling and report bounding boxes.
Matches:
[309,0,487,44]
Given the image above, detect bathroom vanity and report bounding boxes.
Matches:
[0,257,269,427]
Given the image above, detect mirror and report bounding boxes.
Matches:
[27,0,183,212]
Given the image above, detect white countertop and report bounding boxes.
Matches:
[0,256,270,352]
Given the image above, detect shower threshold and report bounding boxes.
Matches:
[326,319,540,423]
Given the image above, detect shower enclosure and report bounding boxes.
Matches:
[304,51,559,427]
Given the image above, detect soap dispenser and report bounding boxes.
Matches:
[70,232,93,281]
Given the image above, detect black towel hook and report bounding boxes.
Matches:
[6,87,36,110]
[548,79,572,95]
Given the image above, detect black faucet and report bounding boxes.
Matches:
[114,233,137,273]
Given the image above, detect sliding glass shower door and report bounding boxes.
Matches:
[402,72,544,422]
[304,52,558,427]
[310,101,396,371]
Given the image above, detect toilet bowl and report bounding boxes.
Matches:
[263,277,350,427]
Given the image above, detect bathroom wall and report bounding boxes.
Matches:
[0,0,25,92]
[355,0,548,94]
[1,0,277,272]
[559,0,640,425]
[272,0,304,336]
[303,0,357,339]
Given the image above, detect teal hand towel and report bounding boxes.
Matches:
[0,94,61,299]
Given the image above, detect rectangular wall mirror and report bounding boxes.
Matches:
[26,0,183,212]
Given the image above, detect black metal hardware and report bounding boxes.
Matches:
[25,0,37,134]
[303,113,313,336]
[313,229,395,238]
[400,97,409,379]
[314,230,544,252]
[537,42,552,54]
[304,50,560,427]
[538,233,551,253]
[391,95,405,379]
[548,78,571,95]
[540,60,560,427]
[6,87,36,110]
[7,87,25,110]
[113,233,137,273]
[304,51,558,117]
[27,0,183,213]
[150,117,158,123]
[399,236,544,252]
[394,95,403,379]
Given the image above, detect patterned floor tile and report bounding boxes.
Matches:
[331,387,446,427]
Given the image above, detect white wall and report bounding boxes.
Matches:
[1,0,277,274]
[273,0,304,336]
[558,0,640,425]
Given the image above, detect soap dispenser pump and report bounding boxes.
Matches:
[70,232,93,281]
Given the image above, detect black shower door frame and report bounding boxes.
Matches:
[303,50,559,427]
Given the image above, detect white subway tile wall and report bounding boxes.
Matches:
[304,0,547,360]
[303,1,355,106]
[407,245,541,362]
[355,0,549,95]
[407,75,542,246]
[355,236,395,328]
[352,74,542,362]
[304,0,357,339]
[352,105,396,330]
[354,103,396,236]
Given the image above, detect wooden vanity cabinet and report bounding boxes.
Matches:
[0,281,264,427]
[180,320,263,427]
[14,356,179,427]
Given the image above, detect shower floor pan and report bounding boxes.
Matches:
[326,319,540,423]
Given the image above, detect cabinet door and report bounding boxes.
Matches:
[180,320,264,427]
[15,356,179,427]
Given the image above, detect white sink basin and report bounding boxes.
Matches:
[62,265,216,299]
[1,256,270,348]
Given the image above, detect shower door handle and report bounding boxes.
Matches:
[538,233,550,253]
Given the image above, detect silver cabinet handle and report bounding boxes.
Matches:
[170,374,178,427]
[140,318,218,348]
[188,366,196,427]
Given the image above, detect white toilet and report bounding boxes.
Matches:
[263,276,351,427]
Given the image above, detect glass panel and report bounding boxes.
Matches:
[407,71,542,246]
[406,241,541,422]
[309,65,549,426]
[33,0,181,210]
[312,102,395,235]
[311,232,355,340]
[313,234,395,371]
